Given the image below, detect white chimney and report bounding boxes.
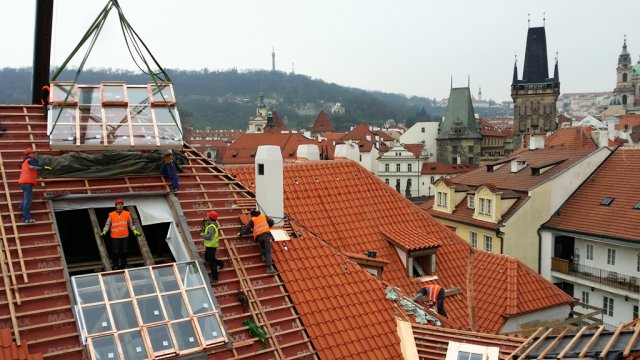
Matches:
[511,159,527,173]
[591,130,609,148]
[296,144,320,160]
[365,135,371,141]
[255,145,284,226]
[529,135,545,150]
[334,143,360,162]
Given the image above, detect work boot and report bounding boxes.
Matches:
[218,260,224,270]
[266,265,277,274]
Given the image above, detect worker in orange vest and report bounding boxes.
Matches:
[238,209,276,274]
[414,284,448,318]
[18,148,45,224]
[100,199,141,269]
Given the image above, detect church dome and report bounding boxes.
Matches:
[609,96,622,106]
[633,62,640,76]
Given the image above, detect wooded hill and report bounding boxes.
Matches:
[0,68,510,131]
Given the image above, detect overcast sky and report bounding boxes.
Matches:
[2,0,639,101]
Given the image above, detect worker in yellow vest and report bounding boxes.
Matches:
[238,209,276,274]
[100,199,141,269]
[413,284,448,318]
[201,211,224,283]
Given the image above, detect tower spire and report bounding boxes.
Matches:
[554,52,559,80]
[271,47,276,71]
[512,55,518,84]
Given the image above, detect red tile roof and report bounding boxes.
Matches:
[403,143,425,158]
[480,129,506,137]
[221,132,334,164]
[270,110,289,132]
[544,147,640,242]
[341,123,377,142]
[382,228,441,251]
[421,162,473,175]
[228,160,574,333]
[453,148,602,192]
[310,110,334,133]
[0,328,43,360]
[545,127,597,150]
[618,114,640,131]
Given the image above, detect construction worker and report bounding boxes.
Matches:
[201,211,224,283]
[18,148,45,224]
[160,150,180,192]
[238,209,276,274]
[413,284,448,318]
[100,199,141,270]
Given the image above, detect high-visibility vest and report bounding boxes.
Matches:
[203,222,219,248]
[421,285,442,302]
[109,211,131,239]
[18,158,37,185]
[252,214,270,239]
[41,85,50,106]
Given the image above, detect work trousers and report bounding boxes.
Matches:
[256,233,273,267]
[20,184,33,221]
[111,237,128,269]
[205,246,224,281]
[436,288,448,318]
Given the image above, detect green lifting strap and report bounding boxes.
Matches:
[49,0,181,136]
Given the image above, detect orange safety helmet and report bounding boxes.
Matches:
[207,211,218,220]
[24,148,34,155]
[115,199,125,205]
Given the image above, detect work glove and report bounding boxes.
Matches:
[43,166,52,170]
[99,231,106,237]
[236,232,241,237]
[133,229,141,236]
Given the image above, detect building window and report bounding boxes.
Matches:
[634,305,638,319]
[468,195,475,209]
[586,244,593,260]
[470,232,477,248]
[484,235,493,252]
[408,163,412,172]
[385,179,389,185]
[385,164,389,172]
[396,164,401,172]
[437,192,448,207]
[452,146,458,154]
[430,176,435,184]
[468,157,474,165]
[446,341,500,360]
[359,154,362,162]
[607,248,616,265]
[581,291,589,304]
[411,251,436,277]
[603,296,614,317]
[479,198,492,215]
[468,145,474,154]
[623,73,628,82]
[421,127,425,133]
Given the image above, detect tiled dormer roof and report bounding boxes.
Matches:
[228,159,574,333]
[383,228,441,251]
[543,147,640,242]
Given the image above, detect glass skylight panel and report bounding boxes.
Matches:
[48,82,182,150]
[72,261,226,359]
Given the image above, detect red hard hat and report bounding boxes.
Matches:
[24,148,33,155]
[208,211,218,220]
[115,199,125,205]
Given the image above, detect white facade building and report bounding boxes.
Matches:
[377,142,427,197]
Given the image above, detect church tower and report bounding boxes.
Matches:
[613,36,635,108]
[436,87,482,166]
[511,22,560,141]
[248,93,269,133]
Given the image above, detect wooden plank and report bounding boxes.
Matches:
[579,325,605,357]
[0,152,25,293]
[126,206,154,266]
[516,328,553,360]
[600,323,624,359]
[536,327,569,359]
[88,208,112,271]
[557,325,590,359]
[624,323,640,358]
[507,327,545,360]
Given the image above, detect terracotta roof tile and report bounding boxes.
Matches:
[421,162,474,175]
[545,126,597,150]
[310,110,335,133]
[222,132,335,164]
[544,147,640,242]
[228,159,574,333]
[382,228,441,251]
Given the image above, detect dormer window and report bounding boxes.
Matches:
[467,194,475,209]
[382,229,441,279]
[437,191,448,207]
[479,198,492,215]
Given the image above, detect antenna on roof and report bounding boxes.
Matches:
[450,76,453,89]
[543,12,546,27]
[467,75,470,88]
[527,13,530,28]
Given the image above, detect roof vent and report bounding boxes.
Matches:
[634,202,640,210]
[510,160,527,173]
[600,197,615,206]
[367,250,377,258]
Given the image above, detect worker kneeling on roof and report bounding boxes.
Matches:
[237,209,276,274]
[414,284,448,318]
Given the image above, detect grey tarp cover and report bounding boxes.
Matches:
[36,150,187,178]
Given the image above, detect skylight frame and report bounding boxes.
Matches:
[600,197,615,206]
[48,82,182,150]
[71,261,226,359]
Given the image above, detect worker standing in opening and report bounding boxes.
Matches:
[238,209,276,274]
[413,284,448,318]
[19,148,45,224]
[160,150,180,192]
[100,199,140,270]
[201,211,224,283]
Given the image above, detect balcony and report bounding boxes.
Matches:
[551,257,640,292]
